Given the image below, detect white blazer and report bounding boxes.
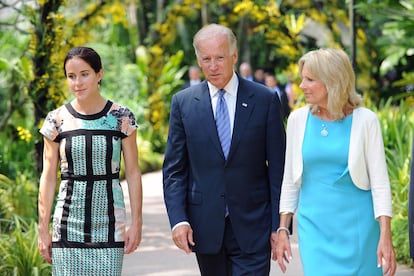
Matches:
[279,106,393,218]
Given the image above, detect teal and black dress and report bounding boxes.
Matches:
[40,101,137,275]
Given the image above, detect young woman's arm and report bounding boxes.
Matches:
[122,131,143,254]
[38,137,60,264]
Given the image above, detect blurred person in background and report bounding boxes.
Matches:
[253,67,266,84]
[265,73,290,121]
[182,65,202,89]
[238,62,254,81]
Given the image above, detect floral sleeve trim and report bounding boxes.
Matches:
[39,108,64,141]
[109,103,138,137]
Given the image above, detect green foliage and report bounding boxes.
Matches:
[136,136,163,175]
[0,48,36,178]
[355,1,414,98]
[0,131,36,178]
[138,46,187,153]
[0,174,12,225]
[374,99,413,216]
[392,217,411,264]
[0,119,36,180]
[371,99,414,264]
[0,216,51,276]
[0,174,38,223]
[0,40,33,131]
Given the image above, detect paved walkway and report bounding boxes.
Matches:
[122,170,413,276]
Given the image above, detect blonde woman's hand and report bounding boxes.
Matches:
[274,230,292,273]
[377,234,396,276]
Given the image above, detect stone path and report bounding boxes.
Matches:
[121,170,414,276]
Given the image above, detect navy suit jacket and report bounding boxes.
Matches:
[409,136,414,258]
[274,85,291,122]
[163,76,286,254]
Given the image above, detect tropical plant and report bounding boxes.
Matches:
[355,0,414,100]
[373,98,414,263]
[0,216,51,276]
[132,46,187,153]
[0,174,38,224]
[392,217,411,265]
[0,55,32,133]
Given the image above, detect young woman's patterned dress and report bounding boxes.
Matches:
[40,101,137,275]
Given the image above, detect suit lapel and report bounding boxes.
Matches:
[227,79,255,161]
[193,83,225,158]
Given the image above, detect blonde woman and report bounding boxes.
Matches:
[275,48,396,275]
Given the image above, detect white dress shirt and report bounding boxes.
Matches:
[208,72,238,135]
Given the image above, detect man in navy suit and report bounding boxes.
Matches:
[265,74,291,122]
[163,23,286,275]
[409,137,414,266]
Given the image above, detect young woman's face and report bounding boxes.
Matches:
[299,63,328,107]
[65,57,103,100]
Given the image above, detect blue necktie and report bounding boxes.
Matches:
[216,89,231,159]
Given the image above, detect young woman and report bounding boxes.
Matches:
[37,46,142,275]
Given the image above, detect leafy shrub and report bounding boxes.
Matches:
[392,217,411,265]
[0,216,51,276]
[0,174,37,224]
[373,99,414,264]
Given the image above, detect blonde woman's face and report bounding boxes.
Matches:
[299,64,328,107]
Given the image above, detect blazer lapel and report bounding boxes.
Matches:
[193,83,225,158]
[227,79,255,161]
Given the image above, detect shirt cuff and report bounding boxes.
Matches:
[172,221,190,231]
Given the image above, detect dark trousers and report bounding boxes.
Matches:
[195,217,270,276]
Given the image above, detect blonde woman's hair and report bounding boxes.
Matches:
[193,23,237,59]
[298,48,362,120]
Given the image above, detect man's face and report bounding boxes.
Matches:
[196,35,237,89]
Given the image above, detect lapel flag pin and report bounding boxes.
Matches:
[242,103,248,107]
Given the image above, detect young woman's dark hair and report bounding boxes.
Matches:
[63,46,102,77]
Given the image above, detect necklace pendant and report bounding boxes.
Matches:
[321,124,328,137]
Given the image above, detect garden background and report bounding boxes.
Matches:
[0,0,413,274]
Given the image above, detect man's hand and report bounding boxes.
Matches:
[172,224,195,254]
